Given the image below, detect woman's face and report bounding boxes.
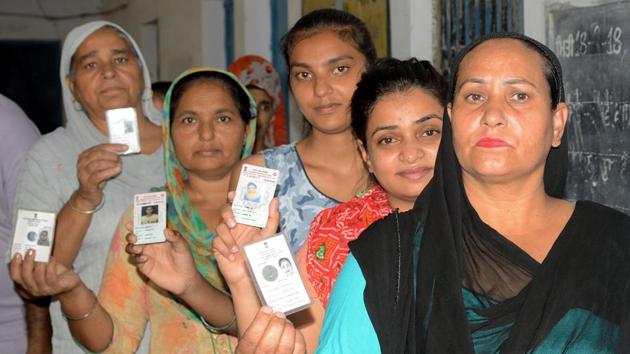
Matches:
[289,31,367,134]
[171,80,246,179]
[359,88,444,211]
[67,28,144,119]
[449,39,568,186]
[249,87,274,150]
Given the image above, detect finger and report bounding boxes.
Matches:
[254,311,287,354]
[125,221,133,233]
[125,242,144,256]
[215,223,239,255]
[276,319,297,354]
[220,202,237,229]
[261,198,280,237]
[20,250,40,295]
[99,143,129,154]
[125,232,138,245]
[166,229,189,253]
[227,191,236,203]
[9,254,24,286]
[292,329,306,354]
[33,261,51,294]
[211,229,235,261]
[236,306,275,353]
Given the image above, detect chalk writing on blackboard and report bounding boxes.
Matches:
[548,1,630,214]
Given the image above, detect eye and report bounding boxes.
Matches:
[377,136,398,145]
[259,103,272,112]
[423,128,441,137]
[114,56,129,64]
[293,71,312,81]
[332,65,350,75]
[512,92,529,102]
[465,93,484,103]
[217,115,232,123]
[83,62,97,70]
[181,116,196,124]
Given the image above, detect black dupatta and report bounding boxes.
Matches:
[350,33,630,353]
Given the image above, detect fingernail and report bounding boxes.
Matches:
[227,219,236,228]
[261,306,272,314]
[274,311,286,319]
[231,245,238,253]
[26,249,34,256]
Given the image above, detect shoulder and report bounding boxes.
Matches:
[573,201,630,257]
[262,143,296,167]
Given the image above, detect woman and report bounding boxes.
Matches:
[226,8,377,254]
[11,21,163,353]
[229,55,288,152]
[11,68,257,353]
[317,33,630,353]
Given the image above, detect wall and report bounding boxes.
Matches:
[0,0,103,40]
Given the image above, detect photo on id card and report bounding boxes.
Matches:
[106,107,140,155]
[243,233,311,315]
[11,209,56,262]
[232,164,279,228]
[133,191,166,245]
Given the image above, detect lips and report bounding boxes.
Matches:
[314,102,341,115]
[194,148,221,157]
[397,167,432,181]
[476,137,510,148]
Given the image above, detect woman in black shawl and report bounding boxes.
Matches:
[317,33,630,353]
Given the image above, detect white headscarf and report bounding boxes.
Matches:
[60,21,162,148]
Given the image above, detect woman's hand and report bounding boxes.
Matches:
[236,306,306,354]
[125,225,201,297]
[75,143,128,208]
[213,193,280,286]
[9,251,82,298]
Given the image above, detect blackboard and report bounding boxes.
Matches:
[548,1,630,214]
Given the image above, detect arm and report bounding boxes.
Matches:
[53,144,127,267]
[316,254,380,354]
[25,299,52,354]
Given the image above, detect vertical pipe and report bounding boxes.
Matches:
[446,0,452,66]
[455,0,461,49]
[495,0,501,32]
[485,0,491,34]
[224,0,234,66]
[474,0,481,39]
[507,0,513,32]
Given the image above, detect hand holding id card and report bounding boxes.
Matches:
[11,209,56,262]
[232,164,280,228]
[243,233,311,314]
[106,107,140,155]
[133,191,167,244]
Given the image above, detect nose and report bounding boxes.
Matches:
[101,62,116,79]
[313,76,332,97]
[480,97,506,128]
[399,140,425,163]
[199,120,215,141]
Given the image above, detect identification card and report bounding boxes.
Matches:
[243,233,311,315]
[106,107,140,155]
[133,191,166,244]
[11,209,56,262]
[232,164,279,228]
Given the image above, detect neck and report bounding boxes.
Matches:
[185,171,231,207]
[301,128,359,157]
[387,196,414,212]
[462,171,552,235]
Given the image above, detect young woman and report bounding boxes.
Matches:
[317,33,630,353]
[228,8,377,254]
[11,68,257,353]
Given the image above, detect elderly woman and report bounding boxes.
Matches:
[316,33,630,353]
[11,21,163,353]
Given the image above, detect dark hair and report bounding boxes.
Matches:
[450,35,561,109]
[68,25,140,82]
[351,58,448,144]
[169,71,254,126]
[280,8,377,67]
[151,81,172,100]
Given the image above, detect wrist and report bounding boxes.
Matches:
[58,282,88,303]
[74,189,103,208]
[178,271,206,300]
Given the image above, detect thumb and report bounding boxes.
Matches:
[165,229,188,252]
[261,197,280,237]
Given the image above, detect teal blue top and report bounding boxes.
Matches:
[316,254,380,354]
[318,255,621,353]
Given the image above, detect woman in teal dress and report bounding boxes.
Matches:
[318,33,630,353]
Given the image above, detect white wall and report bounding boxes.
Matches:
[0,0,103,40]
[390,0,434,61]
[235,0,272,61]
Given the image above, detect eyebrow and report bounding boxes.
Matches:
[290,55,355,70]
[457,77,538,90]
[370,113,442,137]
[77,48,131,63]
